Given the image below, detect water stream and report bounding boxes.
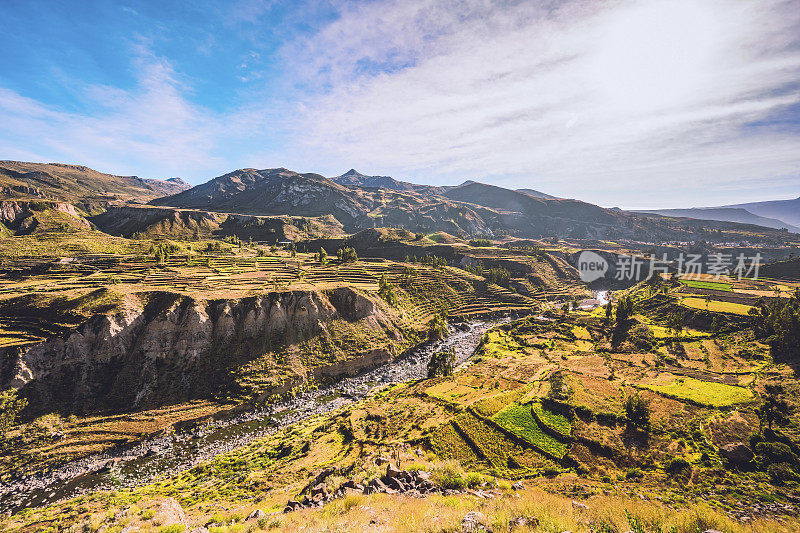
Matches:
[1,319,504,515]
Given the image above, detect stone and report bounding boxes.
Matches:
[414,470,431,482]
[247,509,265,521]
[155,497,186,526]
[462,511,490,533]
[511,481,524,490]
[720,442,754,465]
[386,463,402,479]
[311,482,329,497]
[702,530,724,533]
[571,500,589,511]
[375,456,391,465]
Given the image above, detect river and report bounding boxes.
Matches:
[1,319,504,515]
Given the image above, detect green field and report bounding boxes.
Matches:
[491,403,568,458]
[642,376,754,407]
[531,402,572,438]
[680,280,732,291]
[681,297,753,316]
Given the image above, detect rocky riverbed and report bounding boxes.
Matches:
[1,319,504,515]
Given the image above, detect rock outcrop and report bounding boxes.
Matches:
[1,288,407,416]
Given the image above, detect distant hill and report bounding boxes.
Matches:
[151,168,368,225]
[516,188,557,200]
[721,197,800,228]
[0,160,189,203]
[637,207,800,233]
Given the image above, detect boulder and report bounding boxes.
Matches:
[386,463,402,479]
[511,481,524,490]
[720,442,753,465]
[246,509,265,521]
[462,511,490,533]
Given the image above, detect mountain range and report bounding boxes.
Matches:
[1,160,796,242]
[640,196,800,234]
[151,166,795,242]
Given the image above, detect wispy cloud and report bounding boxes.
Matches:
[1,0,798,207]
[0,44,222,178]
[285,0,800,207]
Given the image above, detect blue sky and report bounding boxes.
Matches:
[1,0,799,208]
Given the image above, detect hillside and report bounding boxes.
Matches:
[153,167,799,244]
[0,160,188,204]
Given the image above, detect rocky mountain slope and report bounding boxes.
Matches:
[1,287,410,416]
[0,160,189,204]
[153,166,792,243]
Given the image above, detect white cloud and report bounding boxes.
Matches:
[286,0,800,207]
[0,45,223,178]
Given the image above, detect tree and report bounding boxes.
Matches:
[624,392,651,432]
[749,291,800,362]
[427,347,456,378]
[667,312,684,338]
[317,247,328,265]
[338,246,358,263]
[378,273,398,305]
[757,384,792,432]
[0,389,27,437]
[427,311,449,341]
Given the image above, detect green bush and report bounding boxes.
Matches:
[624,392,651,431]
[432,461,466,490]
[768,463,798,484]
[625,467,643,479]
[665,457,691,476]
[755,441,796,464]
[464,472,484,488]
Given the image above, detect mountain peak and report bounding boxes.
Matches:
[342,169,364,177]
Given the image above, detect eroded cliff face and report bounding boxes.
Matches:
[1,287,406,416]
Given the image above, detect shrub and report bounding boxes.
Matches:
[628,324,656,351]
[665,457,691,476]
[496,479,512,490]
[0,389,28,437]
[464,472,484,488]
[768,463,798,484]
[624,392,651,431]
[427,312,449,342]
[485,266,511,287]
[432,460,466,490]
[755,441,796,464]
[427,347,455,378]
[159,526,185,533]
[342,493,362,512]
[625,467,643,479]
[469,238,493,247]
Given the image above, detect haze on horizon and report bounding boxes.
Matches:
[0,0,798,210]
